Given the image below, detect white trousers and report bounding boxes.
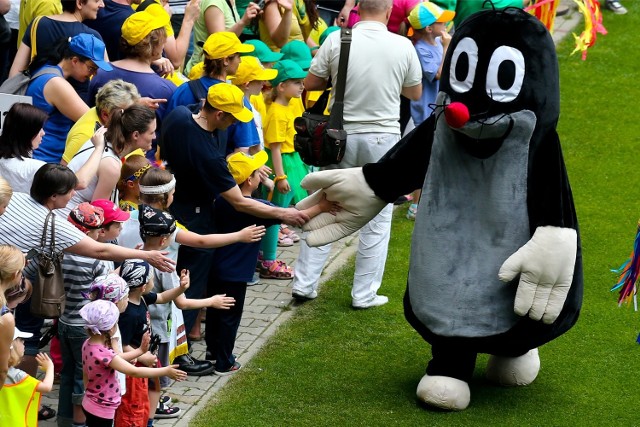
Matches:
[292,132,399,305]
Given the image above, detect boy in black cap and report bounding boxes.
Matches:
[138,204,236,382]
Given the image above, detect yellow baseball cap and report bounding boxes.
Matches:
[203,32,254,60]
[206,83,253,123]
[188,61,205,80]
[121,3,171,46]
[229,56,278,86]
[227,150,268,184]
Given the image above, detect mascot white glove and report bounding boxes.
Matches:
[498,226,577,324]
[296,168,387,247]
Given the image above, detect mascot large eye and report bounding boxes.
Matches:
[449,37,478,93]
[485,46,525,102]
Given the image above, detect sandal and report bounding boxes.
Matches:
[259,260,294,280]
[280,225,300,243]
[38,404,56,420]
[278,234,294,247]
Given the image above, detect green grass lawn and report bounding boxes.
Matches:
[193,6,640,426]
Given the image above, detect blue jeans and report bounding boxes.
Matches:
[57,322,88,426]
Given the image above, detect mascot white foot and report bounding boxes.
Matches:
[486,348,540,386]
[416,375,470,411]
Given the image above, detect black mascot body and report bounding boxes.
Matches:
[298,7,583,410]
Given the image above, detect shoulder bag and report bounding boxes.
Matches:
[30,211,65,318]
[294,27,351,167]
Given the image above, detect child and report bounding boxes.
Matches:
[206,151,337,374]
[80,300,186,427]
[90,199,132,244]
[118,168,265,345]
[406,1,454,220]
[117,155,152,212]
[259,59,310,280]
[57,202,111,427]
[229,56,278,155]
[0,328,54,426]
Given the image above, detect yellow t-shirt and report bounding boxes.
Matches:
[63,108,100,164]
[264,102,297,153]
[289,97,304,118]
[18,0,62,48]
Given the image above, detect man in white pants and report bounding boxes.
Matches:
[292,0,422,308]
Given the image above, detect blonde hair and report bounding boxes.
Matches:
[0,176,13,208]
[0,245,24,308]
[7,341,22,368]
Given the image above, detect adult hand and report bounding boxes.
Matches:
[337,3,354,27]
[275,0,293,11]
[139,97,167,110]
[152,57,174,76]
[280,207,309,227]
[296,168,386,247]
[498,226,577,324]
[145,251,176,273]
[242,2,261,25]
[184,0,201,22]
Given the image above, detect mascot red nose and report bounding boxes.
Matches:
[298,7,583,411]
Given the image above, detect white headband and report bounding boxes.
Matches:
[139,177,176,195]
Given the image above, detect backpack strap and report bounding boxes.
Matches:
[135,0,157,11]
[187,78,208,102]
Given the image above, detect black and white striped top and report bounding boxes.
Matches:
[0,192,86,254]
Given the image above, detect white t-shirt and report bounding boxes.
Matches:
[0,192,86,253]
[61,141,120,218]
[310,21,422,135]
[0,157,46,194]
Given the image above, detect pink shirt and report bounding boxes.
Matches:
[82,341,121,419]
[388,0,420,33]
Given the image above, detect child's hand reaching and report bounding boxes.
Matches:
[138,351,158,367]
[179,269,190,290]
[208,294,236,309]
[36,353,53,371]
[239,225,266,243]
[166,365,188,381]
[318,193,341,215]
[139,331,151,354]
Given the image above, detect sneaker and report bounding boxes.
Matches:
[292,289,318,301]
[247,272,260,286]
[406,204,418,220]
[214,361,242,376]
[159,395,172,406]
[605,0,627,14]
[173,354,215,376]
[352,295,389,309]
[154,402,181,419]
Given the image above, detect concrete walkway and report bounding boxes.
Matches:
[40,4,582,425]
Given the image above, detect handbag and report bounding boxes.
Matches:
[294,27,352,167]
[30,212,65,318]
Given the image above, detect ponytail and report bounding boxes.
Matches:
[105,104,156,155]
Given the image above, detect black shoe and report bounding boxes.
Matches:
[173,354,215,376]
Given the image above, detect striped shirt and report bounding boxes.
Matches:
[169,0,189,14]
[60,254,113,327]
[0,192,86,254]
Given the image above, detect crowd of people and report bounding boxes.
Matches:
[0,0,626,425]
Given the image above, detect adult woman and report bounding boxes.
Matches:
[63,104,157,217]
[0,164,174,380]
[259,0,319,51]
[88,5,176,160]
[185,0,260,74]
[0,103,106,193]
[9,0,106,100]
[24,33,112,163]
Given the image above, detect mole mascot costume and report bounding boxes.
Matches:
[296,7,583,411]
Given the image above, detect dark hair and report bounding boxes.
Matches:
[303,0,320,31]
[119,27,167,61]
[0,103,48,160]
[105,104,156,154]
[61,0,88,13]
[29,36,90,74]
[203,56,226,78]
[30,164,78,204]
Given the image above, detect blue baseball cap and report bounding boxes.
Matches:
[69,33,113,71]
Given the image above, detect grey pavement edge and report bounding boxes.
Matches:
[39,3,581,425]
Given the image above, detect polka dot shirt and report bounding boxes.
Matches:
[81,340,121,419]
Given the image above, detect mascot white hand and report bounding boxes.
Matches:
[296,168,386,247]
[498,226,577,324]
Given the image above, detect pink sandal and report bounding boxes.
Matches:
[259,260,294,280]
